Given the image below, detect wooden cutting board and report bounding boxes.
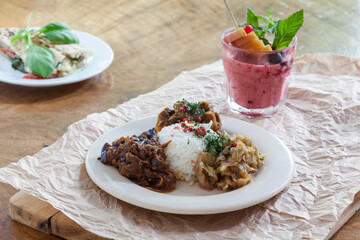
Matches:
[9,191,360,240]
[9,191,109,240]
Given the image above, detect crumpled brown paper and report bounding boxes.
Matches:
[0,53,359,239]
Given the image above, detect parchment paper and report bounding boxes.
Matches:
[1,53,359,239]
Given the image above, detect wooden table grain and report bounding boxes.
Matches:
[0,0,359,239]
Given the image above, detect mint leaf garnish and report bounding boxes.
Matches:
[268,21,278,34]
[237,8,303,49]
[256,15,269,24]
[246,8,259,27]
[268,11,273,22]
[272,9,304,50]
[242,9,279,46]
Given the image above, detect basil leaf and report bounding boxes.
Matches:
[23,32,32,50]
[38,22,79,44]
[246,8,259,27]
[39,22,71,33]
[27,11,34,29]
[272,9,304,50]
[26,44,56,77]
[11,57,26,73]
[11,29,27,43]
[43,29,79,44]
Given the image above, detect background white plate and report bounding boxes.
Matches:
[0,30,113,87]
[85,116,294,214]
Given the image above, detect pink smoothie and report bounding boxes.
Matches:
[221,30,296,117]
[222,56,293,109]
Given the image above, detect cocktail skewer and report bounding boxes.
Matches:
[223,0,238,30]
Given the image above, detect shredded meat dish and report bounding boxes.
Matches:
[155,99,222,135]
[99,128,176,192]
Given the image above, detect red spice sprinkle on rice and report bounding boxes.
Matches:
[194,126,206,137]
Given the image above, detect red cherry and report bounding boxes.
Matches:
[244,25,253,34]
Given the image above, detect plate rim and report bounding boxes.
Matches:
[0,29,114,87]
[85,115,294,214]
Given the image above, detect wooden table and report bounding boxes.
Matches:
[0,0,359,239]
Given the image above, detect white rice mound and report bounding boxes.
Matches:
[157,122,214,183]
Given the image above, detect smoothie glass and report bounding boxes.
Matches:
[221,28,297,118]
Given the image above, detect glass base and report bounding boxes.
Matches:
[227,96,286,118]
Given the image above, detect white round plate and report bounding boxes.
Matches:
[0,30,113,87]
[85,116,294,214]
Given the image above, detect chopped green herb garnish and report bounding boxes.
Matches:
[204,134,228,156]
[176,99,208,120]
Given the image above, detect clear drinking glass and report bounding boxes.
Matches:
[221,28,297,118]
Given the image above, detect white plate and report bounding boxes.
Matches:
[85,116,294,214]
[0,30,113,87]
